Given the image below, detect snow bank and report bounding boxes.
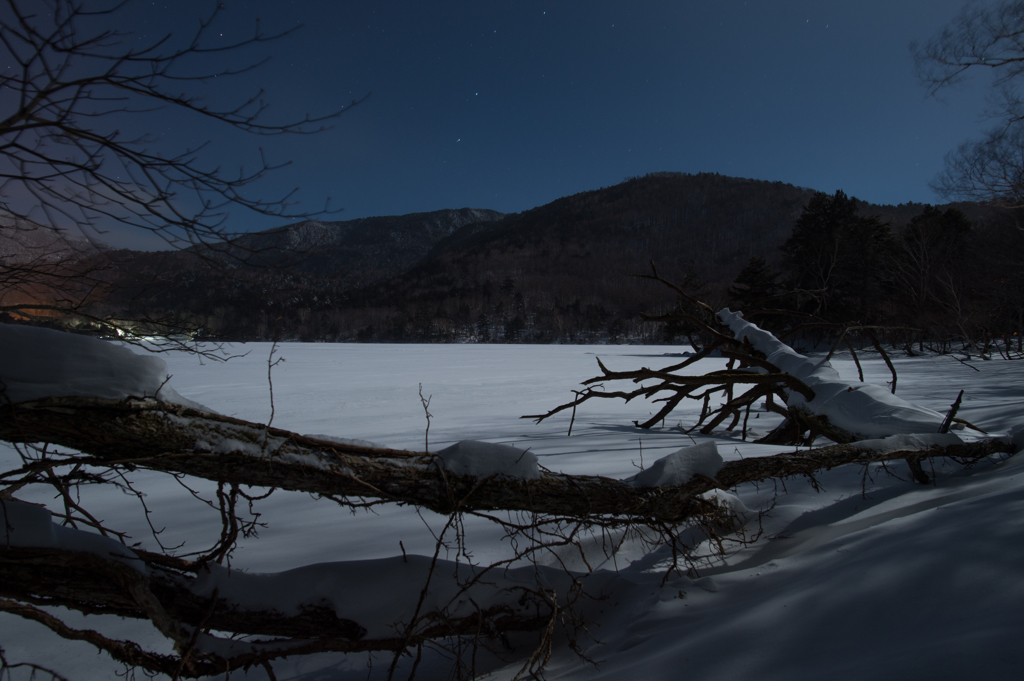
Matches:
[631,441,724,488]
[0,324,205,409]
[0,499,145,571]
[0,499,559,643]
[434,440,541,480]
[717,309,945,439]
[190,557,446,640]
[187,554,582,641]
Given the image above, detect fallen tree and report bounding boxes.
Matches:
[0,397,1015,524]
[525,262,981,450]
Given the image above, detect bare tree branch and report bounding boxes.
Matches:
[0,397,1013,523]
[0,0,366,339]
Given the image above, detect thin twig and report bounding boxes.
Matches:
[418,383,433,453]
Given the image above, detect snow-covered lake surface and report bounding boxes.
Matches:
[3,341,1024,680]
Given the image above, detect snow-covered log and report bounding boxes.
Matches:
[717,309,947,440]
[530,304,979,446]
[1,397,1014,524]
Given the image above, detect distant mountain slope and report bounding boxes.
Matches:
[86,172,1000,343]
[100,208,504,313]
[208,207,505,287]
[0,216,110,322]
[399,172,815,296]
[434,172,811,269]
[326,172,816,341]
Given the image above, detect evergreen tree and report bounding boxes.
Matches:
[727,256,781,311]
[781,190,893,322]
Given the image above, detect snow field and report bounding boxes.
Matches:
[2,339,1023,679]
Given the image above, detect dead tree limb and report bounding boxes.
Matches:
[0,397,1014,525]
[939,391,966,434]
[530,262,923,446]
[523,355,811,442]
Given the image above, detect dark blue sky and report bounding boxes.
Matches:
[116,1,994,246]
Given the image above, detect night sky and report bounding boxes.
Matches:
[115,1,993,246]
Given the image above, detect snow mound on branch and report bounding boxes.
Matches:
[0,324,205,409]
[434,440,540,480]
[857,432,965,453]
[632,441,724,488]
[0,499,145,572]
[717,309,945,439]
[700,488,754,522]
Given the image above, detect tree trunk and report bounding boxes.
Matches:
[1,397,1014,525]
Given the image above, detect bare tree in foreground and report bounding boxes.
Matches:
[915,0,1024,218]
[0,0,365,338]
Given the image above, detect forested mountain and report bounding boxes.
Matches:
[51,172,1018,346]
[344,173,816,342]
[221,208,505,283]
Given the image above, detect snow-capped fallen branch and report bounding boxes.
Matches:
[1,397,1014,524]
[630,441,724,488]
[717,309,946,440]
[526,286,986,449]
[523,352,815,434]
[526,261,979,447]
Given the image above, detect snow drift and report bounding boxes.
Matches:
[0,499,144,571]
[0,324,205,409]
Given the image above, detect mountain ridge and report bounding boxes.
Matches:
[80,172,1005,342]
